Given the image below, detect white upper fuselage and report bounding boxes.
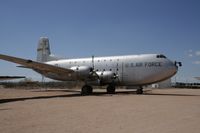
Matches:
[45,54,177,86]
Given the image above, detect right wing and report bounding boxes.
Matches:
[0,54,74,77]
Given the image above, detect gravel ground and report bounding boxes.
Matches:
[0,88,200,133]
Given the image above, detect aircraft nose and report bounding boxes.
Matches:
[166,60,179,76]
[172,62,178,74]
[171,60,181,74]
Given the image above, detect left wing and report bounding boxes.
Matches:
[0,54,74,76]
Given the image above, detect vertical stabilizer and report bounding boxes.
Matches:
[37,37,61,62]
[37,37,51,62]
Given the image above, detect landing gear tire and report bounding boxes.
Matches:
[136,88,143,94]
[107,84,116,94]
[81,85,93,96]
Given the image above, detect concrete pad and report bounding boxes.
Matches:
[0,88,200,133]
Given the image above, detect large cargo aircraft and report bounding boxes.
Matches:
[0,37,181,95]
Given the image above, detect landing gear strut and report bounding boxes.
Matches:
[136,87,143,94]
[107,84,116,94]
[81,85,93,96]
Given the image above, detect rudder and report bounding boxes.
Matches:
[37,37,51,62]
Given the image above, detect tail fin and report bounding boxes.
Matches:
[37,37,62,62]
[37,37,51,62]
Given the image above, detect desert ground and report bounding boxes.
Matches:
[0,88,200,133]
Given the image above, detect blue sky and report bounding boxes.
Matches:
[0,0,200,82]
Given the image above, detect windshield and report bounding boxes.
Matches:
[156,54,167,59]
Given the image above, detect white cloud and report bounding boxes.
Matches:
[195,51,200,56]
[188,54,193,57]
[193,61,200,64]
[187,49,193,57]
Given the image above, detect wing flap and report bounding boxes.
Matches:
[0,54,74,75]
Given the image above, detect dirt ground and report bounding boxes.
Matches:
[0,88,200,133]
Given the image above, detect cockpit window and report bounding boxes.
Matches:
[156,54,167,58]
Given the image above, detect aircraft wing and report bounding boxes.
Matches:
[0,54,74,75]
[0,76,25,80]
[195,77,200,80]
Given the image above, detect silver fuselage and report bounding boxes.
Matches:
[43,54,177,86]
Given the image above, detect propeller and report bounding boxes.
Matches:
[92,55,94,70]
[89,55,99,79]
[112,63,120,83]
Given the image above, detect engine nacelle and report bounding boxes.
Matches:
[70,66,92,79]
[96,71,116,85]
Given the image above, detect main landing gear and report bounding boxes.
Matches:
[106,84,116,94]
[81,85,142,95]
[81,84,116,95]
[81,85,93,96]
[136,87,143,94]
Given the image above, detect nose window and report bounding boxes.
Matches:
[156,54,166,59]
